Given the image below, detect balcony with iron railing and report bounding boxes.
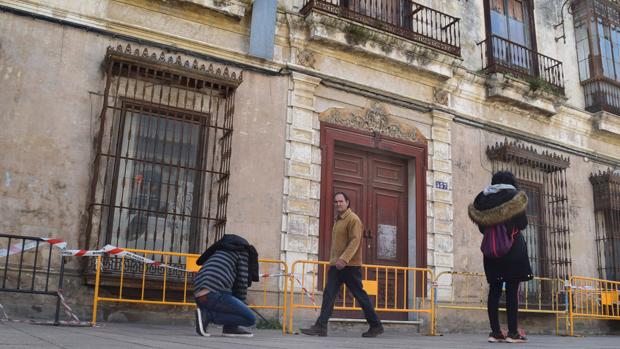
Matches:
[300,0,461,56]
[583,77,620,115]
[477,35,565,94]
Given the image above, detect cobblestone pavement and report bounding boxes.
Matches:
[1,321,619,348]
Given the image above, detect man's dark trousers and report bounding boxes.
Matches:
[316,266,381,328]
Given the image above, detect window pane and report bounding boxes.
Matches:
[613,27,620,82]
[575,21,591,81]
[509,17,527,46]
[509,0,524,22]
[599,21,615,79]
[491,0,504,13]
[111,109,201,253]
[490,0,531,48]
[491,5,508,38]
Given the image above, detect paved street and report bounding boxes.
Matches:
[1,321,619,349]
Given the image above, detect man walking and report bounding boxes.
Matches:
[301,192,384,338]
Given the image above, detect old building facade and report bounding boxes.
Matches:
[1,0,620,333]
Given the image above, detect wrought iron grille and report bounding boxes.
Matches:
[477,35,565,92]
[300,0,461,56]
[85,45,242,258]
[590,169,620,281]
[0,233,66,323]
[487,140,572,302]
[583,78,620,115]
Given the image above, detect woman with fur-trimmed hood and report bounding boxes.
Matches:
[468,171,532,343]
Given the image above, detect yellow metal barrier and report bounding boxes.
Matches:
[91,248,289,333]
[287,260,435,335]
[433,271,568,335]
[568,276,620,336]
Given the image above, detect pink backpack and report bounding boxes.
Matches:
[480,224,518,258]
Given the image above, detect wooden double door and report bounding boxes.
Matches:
[324,144,409,320]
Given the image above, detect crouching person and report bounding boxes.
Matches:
[193,234,259,337]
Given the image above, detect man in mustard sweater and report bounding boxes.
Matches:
[301,192,383,338]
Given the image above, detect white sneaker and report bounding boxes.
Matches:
[195,308,210,337]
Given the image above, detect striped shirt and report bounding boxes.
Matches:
[194,249,250,301]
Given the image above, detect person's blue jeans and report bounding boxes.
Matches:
[195,290,256,329]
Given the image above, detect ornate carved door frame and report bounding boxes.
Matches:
[318,103,428,269]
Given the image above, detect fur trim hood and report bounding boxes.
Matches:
[468,191,528,226]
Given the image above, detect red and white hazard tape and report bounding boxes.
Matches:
[259,272,288,279]
[259,272,317,307]
[61,245,187,272]
[0,238,67,258]
[100,245,189,272]
[293,276,317,307]
[0,236,189,274]
[61,248,106,257]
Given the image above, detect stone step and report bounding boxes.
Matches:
[329,318,423,326]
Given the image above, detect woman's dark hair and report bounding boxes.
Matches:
[333,191,350,208]
[491,170,518,188]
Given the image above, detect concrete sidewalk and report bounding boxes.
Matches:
[1,321,619,349]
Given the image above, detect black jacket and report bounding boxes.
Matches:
[196,234,260,287]
[468,190,533,283]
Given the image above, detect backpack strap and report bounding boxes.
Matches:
[511,227,519,240]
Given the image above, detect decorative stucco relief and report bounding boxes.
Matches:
[319,102,427,144]
[296,49,316,69]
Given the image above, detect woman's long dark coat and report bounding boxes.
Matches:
[468,190,533,284]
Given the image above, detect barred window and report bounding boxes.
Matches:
[590,169,620,281]
[85,45,242,255]
[487,140,571,305]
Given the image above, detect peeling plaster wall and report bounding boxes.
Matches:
[0,9,287,320]
[452,121,610,281]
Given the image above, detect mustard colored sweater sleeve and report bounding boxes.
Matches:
[338,217,363,264]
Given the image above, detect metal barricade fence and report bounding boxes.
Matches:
[287,260,435,335]
[434,271,567,335]
[0,233,66,324]
[91,248,288,333]
[568,276,620,336]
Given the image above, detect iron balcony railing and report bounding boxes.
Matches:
[478,35,565,92]
[300,0,461,56]
[583,77,620,116]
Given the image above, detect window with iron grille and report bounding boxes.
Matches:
[590,169,620,281]
[487,139,571,304]
[85,45,242,256]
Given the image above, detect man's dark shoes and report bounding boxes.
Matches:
[362,325,384,338]
[300,324,327,337]
[222,325,253,338]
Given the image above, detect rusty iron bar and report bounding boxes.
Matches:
[300,0,461,56]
